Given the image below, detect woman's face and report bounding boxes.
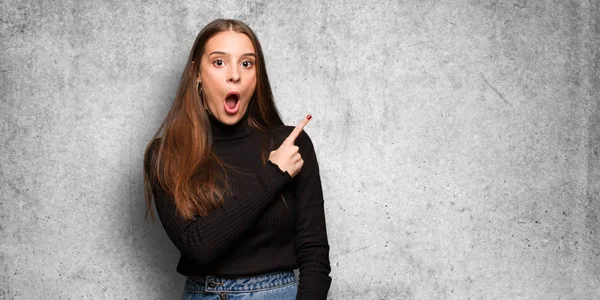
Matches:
[198,30,257,125]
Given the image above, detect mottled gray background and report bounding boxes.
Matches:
[1,0,599,299]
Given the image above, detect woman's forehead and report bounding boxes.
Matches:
[204,31,255,56]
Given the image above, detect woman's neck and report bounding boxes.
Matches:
[208,109,251,141]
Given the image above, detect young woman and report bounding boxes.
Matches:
[143,19,332,299]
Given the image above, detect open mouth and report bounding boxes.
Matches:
[224,92,240,114]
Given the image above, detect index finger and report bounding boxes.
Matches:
[283,114,312,145]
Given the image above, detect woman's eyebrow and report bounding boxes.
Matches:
[208,51,256,57]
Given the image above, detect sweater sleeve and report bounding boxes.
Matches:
[293,130,332,299]
[151,156,292,266]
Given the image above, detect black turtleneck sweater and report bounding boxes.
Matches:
[150,110,332,299]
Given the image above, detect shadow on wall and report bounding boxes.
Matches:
[122,52,189,299]
[129,159,185,299]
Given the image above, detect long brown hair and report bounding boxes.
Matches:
[143,19,284,221]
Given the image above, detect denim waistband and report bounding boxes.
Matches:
[185,270,296,293]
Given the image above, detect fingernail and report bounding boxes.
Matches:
[307,114,312,120]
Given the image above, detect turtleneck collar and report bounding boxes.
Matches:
[208,109,252,141]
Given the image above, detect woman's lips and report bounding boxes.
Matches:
[224,92,240,114]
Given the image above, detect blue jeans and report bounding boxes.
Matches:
[181,270,298,300]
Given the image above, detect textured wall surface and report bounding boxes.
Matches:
[1,0,599,299]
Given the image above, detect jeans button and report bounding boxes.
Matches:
[208,280,216,288]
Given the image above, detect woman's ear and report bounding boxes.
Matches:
[195,65,201,83]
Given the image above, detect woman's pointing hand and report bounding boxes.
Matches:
[268,115,312,178]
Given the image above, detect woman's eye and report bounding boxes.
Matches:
[241,61,253,68]
[213,59,225,67]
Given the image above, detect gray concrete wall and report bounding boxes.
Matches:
[1,0,598,299]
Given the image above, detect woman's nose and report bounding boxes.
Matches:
[227,67,241,84]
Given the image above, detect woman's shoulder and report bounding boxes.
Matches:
[145,138,162,159]
[143,138,162,174]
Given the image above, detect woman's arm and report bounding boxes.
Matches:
[150,151,292,265]
[293,130,332,300]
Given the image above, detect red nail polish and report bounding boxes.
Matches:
[307,114,312,120]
